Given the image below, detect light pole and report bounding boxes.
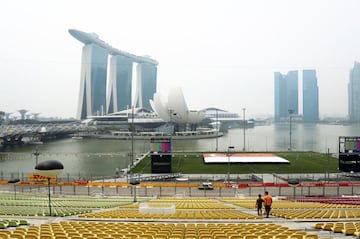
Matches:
[35,160,64,216]
[227,146,234,183]
[216,109,218,152]
[242,108,246,151]
[168,109,174,134]
[33,147,40,165]
[288,178,300,201]
[130,176,140,202]
[326,148,330,182]
[8,178,20,200]
[288,109,294,151]
[131,106,134,167]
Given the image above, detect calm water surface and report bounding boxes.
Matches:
[1,123,360,177]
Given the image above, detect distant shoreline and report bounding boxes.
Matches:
[78,129,224,140]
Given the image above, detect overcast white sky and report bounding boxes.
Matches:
[1,0,359,119]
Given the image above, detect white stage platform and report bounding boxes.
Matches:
[203,153,290,164]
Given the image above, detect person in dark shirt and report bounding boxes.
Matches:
[255,194,264,216]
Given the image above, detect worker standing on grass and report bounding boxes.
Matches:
[255,194,264,216]
[263,191,273,218]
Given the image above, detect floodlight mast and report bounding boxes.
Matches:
[242,108,246,151]
[227,146,235,183]
[288,109,294,150]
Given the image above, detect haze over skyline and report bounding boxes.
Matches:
[1,0,360,119]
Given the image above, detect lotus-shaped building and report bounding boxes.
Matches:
[150,87,205,124]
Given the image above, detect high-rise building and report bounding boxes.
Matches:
[69,29,158,119]
[77,44,108,119]
[274,71,298,122]
[274,72,286,122]
[303,69,319,122]
[107,55,133,113]
[134,63,157,111]
[348,61,360,122]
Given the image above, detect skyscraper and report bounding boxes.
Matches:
[274,71,298,122]
[303,69,319,122]
[77,44,108,119]
[107,55,133,113]
[69,29,158,119]
[274,72,286,122]
[134,63,157,111]
[348,61,360,122]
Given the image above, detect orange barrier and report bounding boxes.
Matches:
[0,180,8,185]
[28,173,56,181]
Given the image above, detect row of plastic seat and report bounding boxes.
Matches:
[0,205,91,217]
[0,219,28,229]
[315,221,360,236]
[0,221,323,239]
[0,194,138,209]
[271,208,360,219]
[79,208,260,219]
[147,198,235,209]
[0,193,140,217]
[220,198,360,209]
[297,196,360,205]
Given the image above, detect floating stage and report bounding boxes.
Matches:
[203,153,290,164]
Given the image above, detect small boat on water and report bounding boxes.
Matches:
[27,141,43,145]
[71,136,84,140]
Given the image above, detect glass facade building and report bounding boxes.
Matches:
[139,63,157,111]
[274,72,286,122]
[349,61,360,122]
[77,44,108,120]
[274,71,298,122]
[303,69,319,122]
[107,55,133,113]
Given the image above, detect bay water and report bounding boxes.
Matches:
[1,123,359,177]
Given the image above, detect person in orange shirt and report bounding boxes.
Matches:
[263,191,272,218]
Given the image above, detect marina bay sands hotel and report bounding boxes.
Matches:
[69,29,158,120]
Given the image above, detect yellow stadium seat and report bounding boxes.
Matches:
[322,223,333,231]
[0,233,9,239]
[124,235,140,239]
[9,233,24,239]
[331,226,344,233]
[229,236,243,239]
[314,223,324,229]
[25,235,39,239]
[304,235,319,239]
[153,235,168,239]
[184,235,197,239]
[288,235,303,239]
[258,235,274,239]
[96,233,110,238]
[214,236,228,239]
[168,236,182,239]
[343,227,356,236]
[273,235,288,239]
[244,235,258,239]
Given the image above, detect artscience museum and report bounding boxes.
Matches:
[150,88,205,125]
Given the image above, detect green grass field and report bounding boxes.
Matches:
[133,151,339,174]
